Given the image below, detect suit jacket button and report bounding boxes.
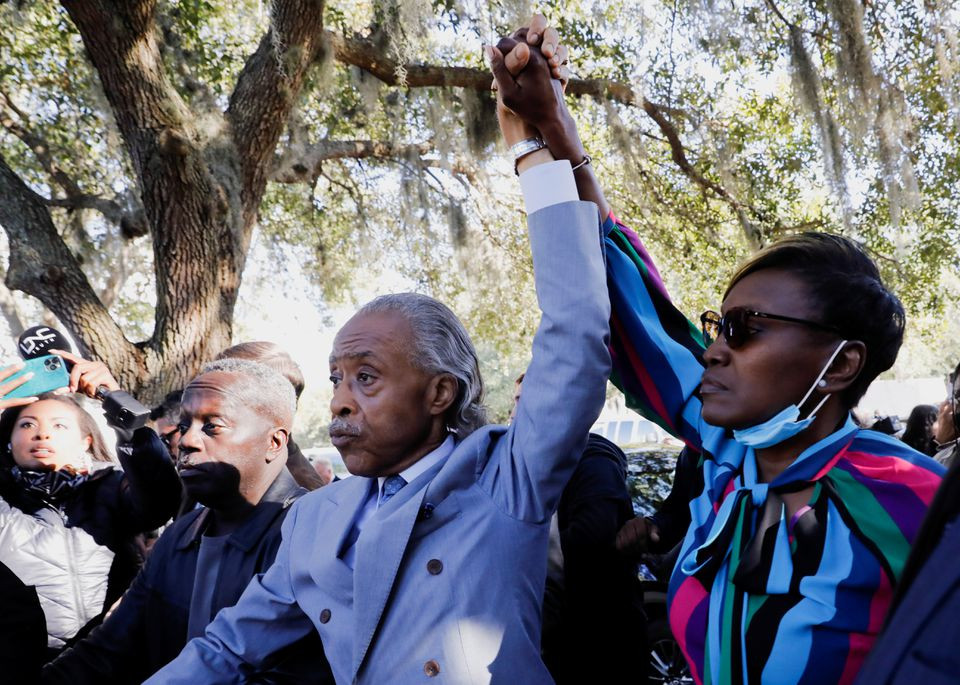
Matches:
[319,609,331,624]
[427,559,443,575]
[424,660,440,677]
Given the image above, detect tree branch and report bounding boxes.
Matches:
[61,0,247,366]
[227,0,328,228]
[272,139,454,182]
[327,31,653,108]
[1,91,84,199]
[328,31,774,245]
[640,99,766,246]
[0,153,137,370]
[60,0,195,178]
[2,92,148,233]
[0,264,25,338]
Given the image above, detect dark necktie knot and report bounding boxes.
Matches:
[379,474,407,506]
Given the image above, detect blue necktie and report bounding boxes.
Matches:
[379,475,407,506]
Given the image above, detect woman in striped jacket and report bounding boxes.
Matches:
[490,20,945,684]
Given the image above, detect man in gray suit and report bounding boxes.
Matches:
[147,17,606,685]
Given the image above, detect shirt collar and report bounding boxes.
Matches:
[176,468,304,552]
[377,434,455,495]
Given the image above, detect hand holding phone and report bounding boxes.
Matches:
[0,356,70,403]
[48,349,121,398]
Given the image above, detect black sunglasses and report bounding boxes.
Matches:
[700,307,841,349]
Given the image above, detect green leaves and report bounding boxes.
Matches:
[2,0,959,412]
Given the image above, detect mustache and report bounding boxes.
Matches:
[176,452,200,469]
[328,419,361,437]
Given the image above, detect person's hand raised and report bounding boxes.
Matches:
[488,14,585,163]
[488,41,541,149]
[49,349,121,399]
[488,29,561,129]
[0,362,40,410]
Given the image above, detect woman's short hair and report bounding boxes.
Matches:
[0,393,113,466]
[726,232,905,406]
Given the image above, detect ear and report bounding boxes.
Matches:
[821,341,867,393]
[425,373,459,418]
[83,435,93,452]
[265,428,290,463]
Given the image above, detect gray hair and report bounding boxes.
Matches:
[194,358,297,428]
[358,293,487,437]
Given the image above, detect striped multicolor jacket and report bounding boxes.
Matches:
[603,214,945,684]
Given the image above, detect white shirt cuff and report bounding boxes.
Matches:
[519,160,579,214]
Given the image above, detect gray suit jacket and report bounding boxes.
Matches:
[146,200,611,684]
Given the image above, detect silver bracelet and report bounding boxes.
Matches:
[511,137,546,175]
[571,154,592,172]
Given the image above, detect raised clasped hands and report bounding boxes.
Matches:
[486,14,584,163]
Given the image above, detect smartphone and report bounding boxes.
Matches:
[2,355,70,399]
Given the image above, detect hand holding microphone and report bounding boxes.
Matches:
[16,325,150,431]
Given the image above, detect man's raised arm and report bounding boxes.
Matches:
[479,21,611,521]
[493,18,708,450]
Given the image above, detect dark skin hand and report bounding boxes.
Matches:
[488,15,611,216]
[615,515,661,559]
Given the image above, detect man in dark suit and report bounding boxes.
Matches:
[43,359,331,684]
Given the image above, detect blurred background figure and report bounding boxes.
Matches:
[932,363,960,468]
[901,404,939,456]
[150,390,183,461]
[312,455,338,485]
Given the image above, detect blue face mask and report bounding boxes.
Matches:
[733,340,848,450]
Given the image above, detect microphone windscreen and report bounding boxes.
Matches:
[17,326,73,360]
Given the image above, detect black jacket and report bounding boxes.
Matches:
[0,559,46,684]
[541,433,646,684]
[42,468,333,684]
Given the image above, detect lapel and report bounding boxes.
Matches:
[319,475,375,565]
[878,519,960,665]
[303,477,375,632]
[350,457,449,679]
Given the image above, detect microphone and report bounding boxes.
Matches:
[16,326,151,431]
[17,325,70,359]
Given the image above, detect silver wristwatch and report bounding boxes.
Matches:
[511,137,546,174]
